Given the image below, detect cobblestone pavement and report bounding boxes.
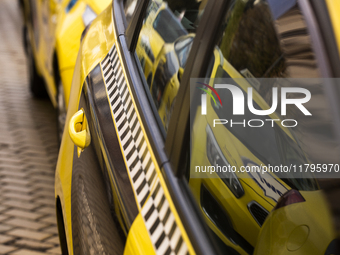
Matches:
[0,0,61,254]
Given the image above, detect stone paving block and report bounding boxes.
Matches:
[30,175,55,184]
[2,185,33,194]
[0,158,23,165]
[7,229,53,241]
[40,226,58,235]
[21,150,48,157]
[6,218,49,230]
[45,236,60,245]
[14,146,46,154]
[3,193,34,202]
[0,234,14,244]
[33,198,55,207]
[0,206,8,213]
[35,206,55,216]
[4,210,44,220]
[0,165,26,173]
[39,216,57,225]
[0,163,23,170]
[9,249,47,255]
[0,244,17,253]
[0,224,12,232]
[0,170,27,178]
[14,239,55,250]
[46,247,61,255]
[33,190,55,199]
[0,215,9,222]
[1,178,30,186]
[29,183,54,190]
[26,169,54,177]
[25,162,55,170]
[2,200,38,211]
[0,152,16,159]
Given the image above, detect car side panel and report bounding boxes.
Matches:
[84,64,139,229]
[55,5,116,254]
[71,90,125,254]
[98,41,196,254]
[123,213,155,255]
[59,67,73,108]
[57,2,197,254]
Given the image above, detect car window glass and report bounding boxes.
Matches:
[124,0,138,24]
[136,0,208,133]
[189,0,338,254]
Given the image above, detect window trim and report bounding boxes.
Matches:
[112,0,126,36]
[116,0,175,139]
[125,0,150,51]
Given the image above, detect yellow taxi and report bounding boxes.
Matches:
[22,0,110,140]
[55,0,340,254]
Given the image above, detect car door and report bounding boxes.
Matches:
[110,0,234,253]
[67,0,231,254]
[167,0,340,255]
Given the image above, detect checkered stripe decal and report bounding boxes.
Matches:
[101,45,156,208]
[101,44,189,255]
[142,179,189,255]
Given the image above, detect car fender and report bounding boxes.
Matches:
[55,4,115,254]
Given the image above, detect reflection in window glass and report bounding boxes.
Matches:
[124,0,138,24]
[153,9,187,43]
[189,1,338,254]
[136,0,207,133]
[175,37,193,68]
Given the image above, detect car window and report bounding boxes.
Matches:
[175,37,193,68]
[124,0,138,24]
[135,0,209,134]
[152,9,187,43]
[189,0,338,254]
[211,66,317,190]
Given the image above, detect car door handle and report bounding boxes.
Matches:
[69,109,91,156]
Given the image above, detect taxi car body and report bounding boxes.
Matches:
[255,189,334,255]
[55,0,340,254]
[22,0,110,139]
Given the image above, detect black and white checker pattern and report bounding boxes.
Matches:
[142,179,189,255]
[101,44,189,255]
[101,45,157,208]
